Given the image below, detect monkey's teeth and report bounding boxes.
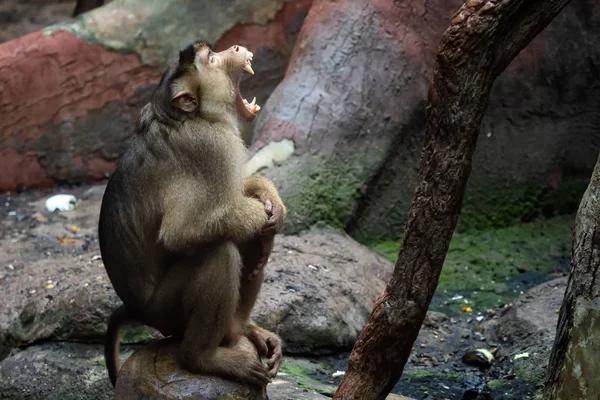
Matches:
[243,61,254,75]
[250,97,256,106]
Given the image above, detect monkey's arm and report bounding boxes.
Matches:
[158,179,267,252]
[243,176,286,237]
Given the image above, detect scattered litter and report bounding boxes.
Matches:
[33,213,48,223]
[450,295,464,301]
[7,264,14,270]
[476,316,484,322]
[45,282,55,289]
[71,225,80,232]
[91,255,102,261]
[462,307,473,313]
[462,348,495,368]
[441,384,450,390]
[332,370,345,378]
[58,237,78,245]
[29,289,36,294]
[514,352,529,360]
[308,264,318,270]
[45,194,77,212]
[7,211,16,216]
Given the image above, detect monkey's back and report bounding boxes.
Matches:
[98,139,168,314]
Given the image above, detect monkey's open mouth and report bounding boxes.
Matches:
[236,52,261,121]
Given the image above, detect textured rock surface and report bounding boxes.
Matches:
[0,183,392,356]
[0,342,113,400]
[0,341,329,400]
[253,231,393,354]
[115,338,267,400]
[0,0,312,191]
[249,0,600,238]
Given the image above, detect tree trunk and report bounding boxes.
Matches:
[333,1,572,399]
[544,153,600,399]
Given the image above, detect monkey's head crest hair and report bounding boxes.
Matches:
[147,39,213,124]
[178,40,213,67]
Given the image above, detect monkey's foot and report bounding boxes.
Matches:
[115,338,268,400]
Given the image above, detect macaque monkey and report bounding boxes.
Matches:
[98,40,286,388]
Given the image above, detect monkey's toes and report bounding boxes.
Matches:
[247,362,271,386]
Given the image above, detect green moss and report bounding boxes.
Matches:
[403,369,462,382]
[514,358,546,386]
[458,179,587,232]
[120,325,155,343]
[370,215,573,310]
[284,157,367,233]
[488,379,505,390]
[280,358,337,396]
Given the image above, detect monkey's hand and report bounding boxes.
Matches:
[247,325,283,378]
[243,176,286,236]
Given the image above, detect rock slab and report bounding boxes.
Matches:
[115,338,267,400]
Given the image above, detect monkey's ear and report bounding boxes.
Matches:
[172,91,198,113]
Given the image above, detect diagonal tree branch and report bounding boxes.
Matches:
[333,0,572,399]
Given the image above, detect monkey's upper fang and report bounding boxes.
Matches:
[243,60,254,75]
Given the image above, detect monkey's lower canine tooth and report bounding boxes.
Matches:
[250,97,256,106]
[243,62,254,75]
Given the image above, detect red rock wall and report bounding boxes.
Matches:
[0,30,158,191]
[0,0,314,192]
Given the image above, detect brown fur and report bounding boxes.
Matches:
[98,41,285,388]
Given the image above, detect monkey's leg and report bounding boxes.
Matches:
[233,234,283,378]
[175,242,271,386]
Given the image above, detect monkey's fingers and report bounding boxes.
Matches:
[264,199,273,216]
[260,218,278,236]
[265,336,283,377]
[247,330,269,355]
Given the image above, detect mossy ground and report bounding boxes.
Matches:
[458,179,586,232]
[370,215,573,311]
[279,358,337,396]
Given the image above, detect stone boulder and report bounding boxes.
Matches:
[0,183,393,356]
[115,338,267,400]
[253,231,393,354]
[248,0,600,239]
[0,341,329,400]
[0,0,312,191]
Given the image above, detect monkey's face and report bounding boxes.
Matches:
[170,42,260,122]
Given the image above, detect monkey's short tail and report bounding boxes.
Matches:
[105,305,130,388]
